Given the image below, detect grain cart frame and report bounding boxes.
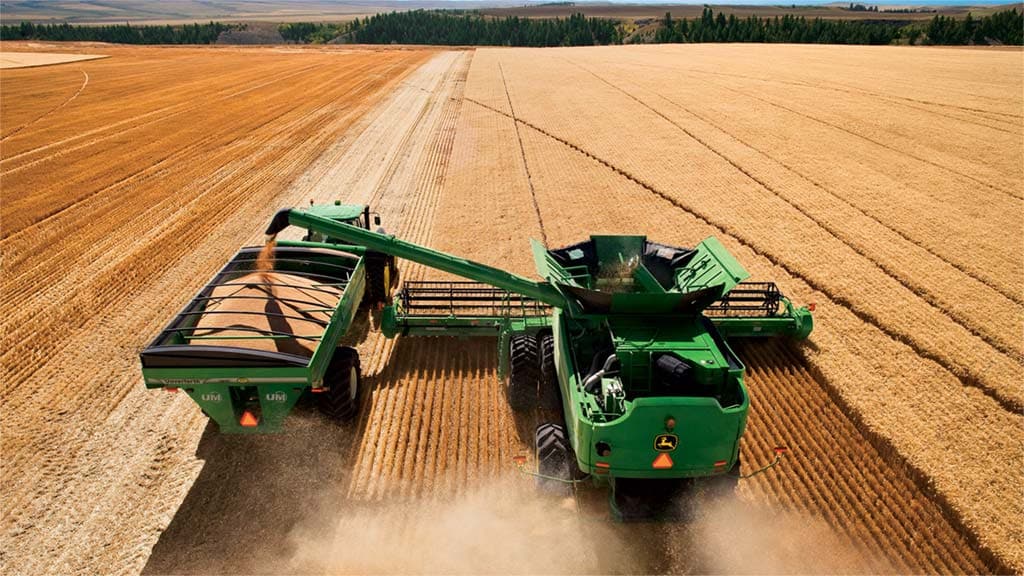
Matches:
[260,206,814,517]
[139,203,393,433]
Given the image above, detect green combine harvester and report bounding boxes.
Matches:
[141,202,813,518]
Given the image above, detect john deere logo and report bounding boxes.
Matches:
[654,434,678,452]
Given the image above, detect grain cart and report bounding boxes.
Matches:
[261,205,814,517]
[139,203,393,433]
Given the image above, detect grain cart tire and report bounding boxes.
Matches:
[319,347,360,421]
[536,422,572,495]
[537,332,561,411]
[363,251,393,306]
[508,334,539,412]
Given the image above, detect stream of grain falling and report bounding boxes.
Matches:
[256,239,276,286]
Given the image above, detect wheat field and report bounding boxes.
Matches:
[1,42,1021,574]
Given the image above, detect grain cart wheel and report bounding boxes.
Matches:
[537,332,561,411]
[319,347,361,421]
[507,334,539,412]
[535,422,572,495]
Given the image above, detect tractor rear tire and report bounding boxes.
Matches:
[363,251,394,306]
[536,422,572,495]
[537,332,561,411]
[507,334,539,412]
[318,347,361,422]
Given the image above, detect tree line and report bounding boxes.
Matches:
[278,22,346,44]
[2,8,1020,47]
[925,9,1022,45]
[0,21,235,44]
[655,8,899,44]
[340,10,623,46]
[655,7,1021,45]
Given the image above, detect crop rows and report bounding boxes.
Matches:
[441,46,1019,572]
[458,43,1024,569]
[0,44,434,575]
[3,42,1020,575]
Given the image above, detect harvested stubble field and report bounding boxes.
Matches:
[1,42,1021,575]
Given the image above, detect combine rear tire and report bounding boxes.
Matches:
[507,334,538,412]
[537,332,561,411]
[536,422,572,495]
[319,347,360,421]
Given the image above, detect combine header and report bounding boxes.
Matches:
[141,203,813,516]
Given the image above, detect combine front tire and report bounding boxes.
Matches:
[319,347,361,421]
[507,334,539,412]
[535,422,572,495]
[537,332,561,411]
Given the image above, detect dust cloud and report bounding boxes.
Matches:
[666,496,893,574]
[281,479,641,575]
[274,479,886,575]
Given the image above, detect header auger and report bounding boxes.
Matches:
[143,203,813,519]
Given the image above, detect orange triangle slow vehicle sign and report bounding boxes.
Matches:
[652,452,673,469]
[239,410,259,427]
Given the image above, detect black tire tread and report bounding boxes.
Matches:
[507,334,539,412]
[363,252,392,305]
[319,347,360,421]
[537,332,561,411]
[536,422,572,493]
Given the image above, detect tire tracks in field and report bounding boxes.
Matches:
[0,59,391,389]
[1,69,89,142]
[692,72,1024,202]
[630,57,1022,133]
[464,95,1022,415]
[640,48,1023,119]
[337,52,475,501]
[0,61,328,176]
[498,61,549,247]
[2,53,423,550]
[637,84,1024,306]
[563,60,1024,348]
